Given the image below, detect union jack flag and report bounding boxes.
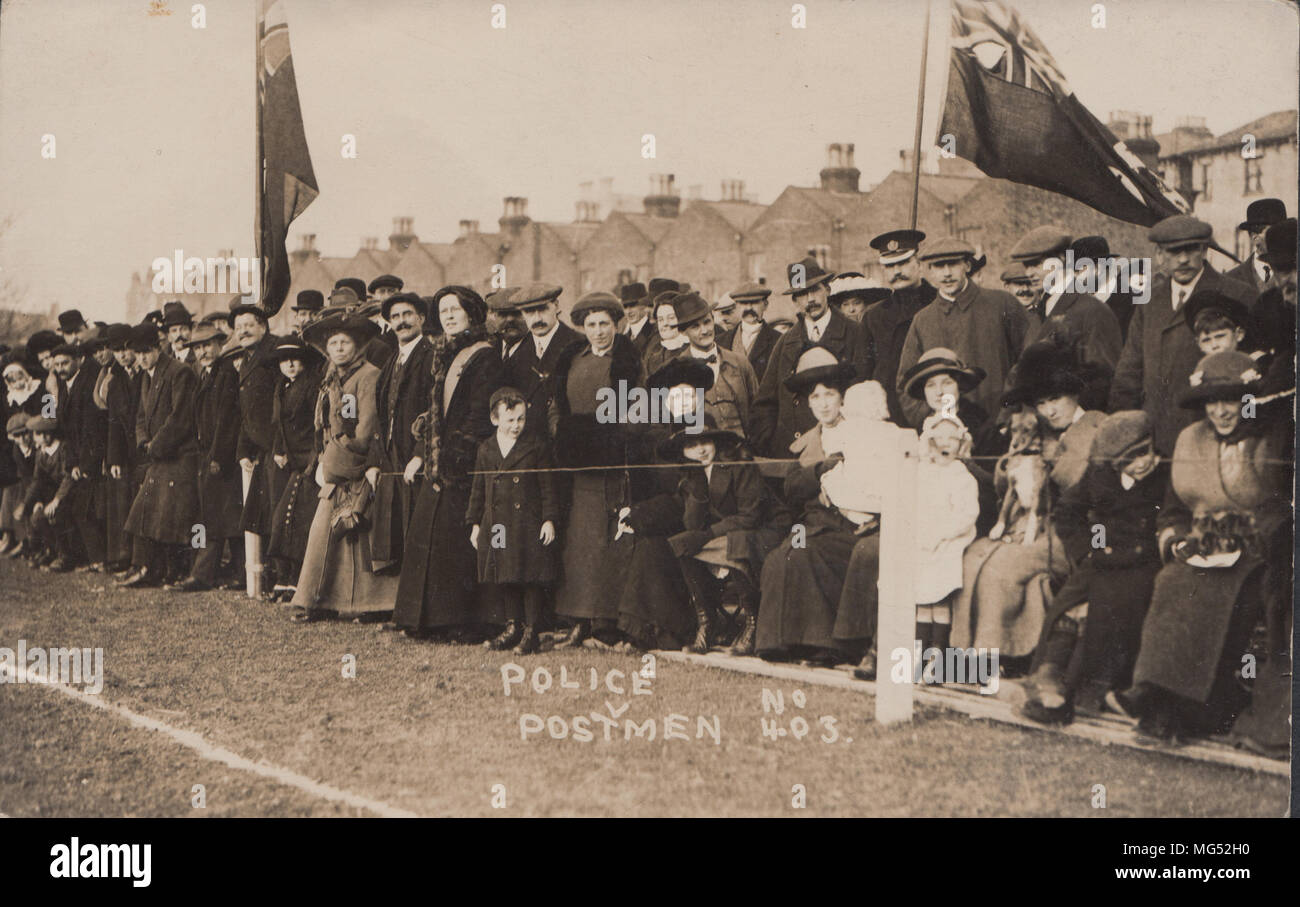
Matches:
[951,0,1071,98]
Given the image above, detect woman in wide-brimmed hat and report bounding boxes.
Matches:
[289,313,394,621]
[754,346,862,666]
[264,337,325,599]
[1117,351,1289,749]
[950,336,1106,665]
[640,291,691,377]
[392,285,505,639]
[0,351,48,554]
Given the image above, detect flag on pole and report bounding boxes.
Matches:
[257,0,318,317]
[937,0,1189,226]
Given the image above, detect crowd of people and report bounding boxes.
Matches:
[0,200,1293,758]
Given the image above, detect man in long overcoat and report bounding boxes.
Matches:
[50,342,106,570]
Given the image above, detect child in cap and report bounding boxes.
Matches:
[1183,290,1252,357]
[16,415,72,569]
[466,387,560,655]
[1020,410,1165,725]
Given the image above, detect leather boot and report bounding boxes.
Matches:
[684,599,711,655]
[853,645,877,680]
[555,619,589,649]
[487,620,522,651]
[727,602,757,656]
[512,625,540,655]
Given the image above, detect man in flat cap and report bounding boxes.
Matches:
[711,294,742,346]
[1227,198,1287,295]
[751,257,872,456]
[508,282,581,439]
[723,281,781,383]
[896,237,1030,429]
[619,282,655,355]
[161,300,195,367]
[367,274,404,301]
[290,290,324,337]
[1109,214,1253,455]
[1001,263,1039,313]
[861,229,938,424]
[485,287,526,359]
[671,291,759,437]
[1010,225,1122,396]
[365,292,434,572]
[228,301,285,578]
[50,341,106,570]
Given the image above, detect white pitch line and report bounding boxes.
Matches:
[0,664,420,818]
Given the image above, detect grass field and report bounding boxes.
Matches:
[0,556,1287,817]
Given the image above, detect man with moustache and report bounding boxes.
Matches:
[620,282,656,355]
[289,290,324,338]
[1226,198,1287,296]
[168,321,244,592]
[1010,225,1122,401]
[102,324,142,574]
[49,342,106,571]
[671,291,759,437]
[365,292,435,573]
[228,301,285,581]
[486,287,526,359]
[508,282,581,438]
[711,294,743,348]
[1001,262,1039,312]
[161,301,196,366]
[896,237,1030,429]
[751,257,872,456]
[1109,215,1253,456]
[56,310,93,346]
[724,283,781,386]
[862,229,938,424]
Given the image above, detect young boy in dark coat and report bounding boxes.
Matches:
[661,414,791,655]
[169,322,244,592]
[1020,410,1166,724]
[17,416,72,568]
[4,414,35,558]
[467,387,559,655]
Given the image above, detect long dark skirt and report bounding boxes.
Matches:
[555,472,634,624]
[370,472,419,571]
[268,469,318,565]
[832,530,881,646]
[756,503,857,655]
[290,479,397,616]
[197,465,245,542]
[617,536,693,647]
[392,479,483,631]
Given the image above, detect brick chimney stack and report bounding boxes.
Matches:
[457,220,480,239]
[499,196,531,236]
[290,233,320,265]
[721,179,748,202]
[820,143,860,193]
[643,174,680,217]
[388,216,417,253]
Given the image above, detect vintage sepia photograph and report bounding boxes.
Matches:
[0,0,1295,845]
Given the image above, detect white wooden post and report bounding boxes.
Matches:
[875,426,917,724]
[242,466,262,599]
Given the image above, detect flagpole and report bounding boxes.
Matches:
[246,0,264,600]
[908,0,933,231]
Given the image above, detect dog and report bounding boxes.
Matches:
[989,407,1050,545]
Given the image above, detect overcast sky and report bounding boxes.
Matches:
[1,0,1296,321]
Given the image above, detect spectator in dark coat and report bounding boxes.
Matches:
[18,416,73,567]
[229,303,284,571]
[862,229,937,424]
[365,292,435,572]
[102,326,142,572]
[393,286,505,638]
[50,343,106,569]
[752,258,873,457]
[506,283,583,440]
[168,322,244,592]
[266,338,324,596]
[118,323,199,588]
